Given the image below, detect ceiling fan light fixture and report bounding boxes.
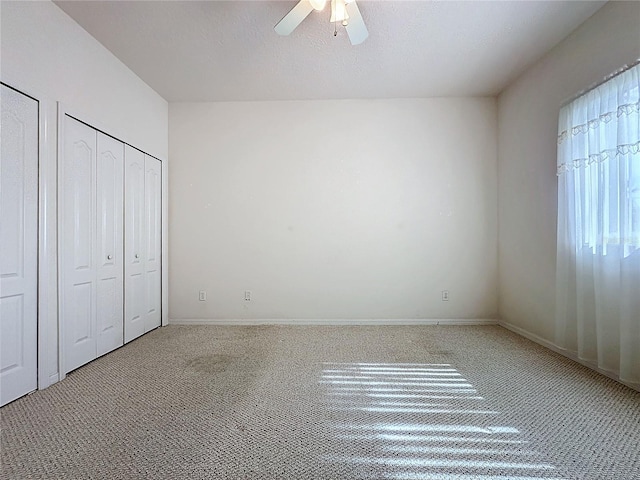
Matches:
[274,0,368,45]
[309,0,327,11]
[330,0,349,23]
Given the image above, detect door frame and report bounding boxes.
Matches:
[1,79,58,392]
[57,103,168,383]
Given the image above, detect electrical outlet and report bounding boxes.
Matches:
[244,290,251,301]
[442,290,449,301]
[199,290,206,302]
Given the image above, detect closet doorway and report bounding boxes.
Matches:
[59,115,162,375]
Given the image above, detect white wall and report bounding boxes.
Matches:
[170,98,497,322]
[1,1,168,386]
[497,1,640,340]
[1,1,168,160]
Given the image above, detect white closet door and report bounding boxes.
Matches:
[0,85,38,406]
[62,116,97,373]
[144,155,162,332]
[96,133,124,356]
[124,146,146,343]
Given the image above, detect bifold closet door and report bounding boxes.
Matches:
[124,146,145,343]
[62,117,96,373]
[96,133,124,356]
[0,84,38,406]
[144,155,162,332]
[124,148,161,343]
[62,116,124,373]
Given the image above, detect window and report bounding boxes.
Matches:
[555,62,640,386]
[557,65,640,257]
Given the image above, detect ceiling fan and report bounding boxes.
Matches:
[275,0,369,45]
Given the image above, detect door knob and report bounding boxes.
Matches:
[107,255,112,260]
[135,254,139,259]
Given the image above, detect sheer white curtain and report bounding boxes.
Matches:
[556,63,640,389]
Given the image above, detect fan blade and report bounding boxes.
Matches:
[345,1,368,45]
[275,0,315,36]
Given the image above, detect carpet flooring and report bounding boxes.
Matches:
[1,325,639,479]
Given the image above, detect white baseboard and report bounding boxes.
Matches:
[169,318,498,326]
[497,320,560,352]
[498,319,639,392]
[46,373,60,388]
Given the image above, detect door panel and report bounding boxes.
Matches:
[96,277,120,353]
[63,116,97,373]
[0,296,24,372]
[96,133,124,356]
[0,85,38,406]
[124,146,146,343]
[71,282,93,344]
[71,140,93,272]
[144,156,162,332]
[127,272,145,336]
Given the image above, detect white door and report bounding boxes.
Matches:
[124,146,146,343]
[96,133,124,356]
[144,155,162,332]
[62,116,97,373]
[0,85,38,406]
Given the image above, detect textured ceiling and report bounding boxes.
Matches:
[54,0,606,102]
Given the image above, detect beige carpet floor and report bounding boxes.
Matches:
[1,325,639,479]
